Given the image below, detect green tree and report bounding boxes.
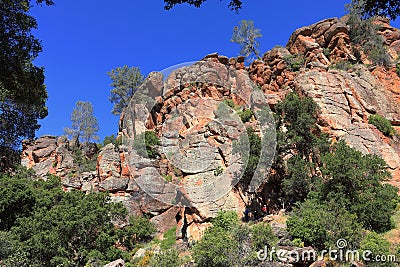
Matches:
[192,226,237,267]
[231,20,262,62]
[273,92,328,204]
[164,0,242,11]
[0,167,37,230]
[240,127,261,189]
[275,92,319,158]
[0,0,53,167]
[0,168,137,266]
[283,155,314,202]
[120,215,156,250]
[13,191,128,266]
[251,222,278,251]
[108,65,144,115]
[360,231,395,267]
[0,167,167,266]
[319,141,399,232]
[287,197,363,250]
[64,101,99,143]
[347,2,391,66]
[192,210,271,266]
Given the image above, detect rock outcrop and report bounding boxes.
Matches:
[21,16,400,241]
[103,259,125,267]
[248,16,400,188]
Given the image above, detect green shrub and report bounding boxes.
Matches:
[222,99,237,109]
[0,169,131,266]
[162,174,172,182]
[330,60,353,71]
[283,54,305,72]
[149,249,181,267]
[287,197,363,250]
[396,62,400,77]
[237,108,254,123]
[323,47,331,59]
[368,114,395,137]
[122,216,157,249]
[360,232,395,267]
[212,210,239,231]
[319,141,399,232]
[192,210,275,266]
[369,44,391,67]
[133,131,161,158]
[160,226,177,250]
[72,147,98,172]
[251,223,278,251]
[347,7,391,67]
[213,165,223,176]
[192,226,237,267]
[102,134,122,147]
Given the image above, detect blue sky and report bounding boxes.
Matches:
[31,0,395,141]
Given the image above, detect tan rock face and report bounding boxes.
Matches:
[293,66,400,186]
[21,136,58,175]
[21,136,99,191]
[117,57,263,237]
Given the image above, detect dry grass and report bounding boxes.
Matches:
[384,204,400,252]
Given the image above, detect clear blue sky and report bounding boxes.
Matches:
[31,0,398,141]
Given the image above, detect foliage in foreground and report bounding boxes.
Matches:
[360,231,395,267]
[192,210,277,267]
[0,0,53,168]
[287,141,399,250]
[273,92,399,256]
[149,249,181,267]
[0,167,156,266]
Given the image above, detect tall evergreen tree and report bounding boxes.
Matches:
[231,20,262,62]
[64,101,99,143]
[107,65,144,115]
[0,0,53,168]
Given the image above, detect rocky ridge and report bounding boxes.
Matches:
[22,16,400,243]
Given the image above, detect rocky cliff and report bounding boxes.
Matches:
[22,16,400,242]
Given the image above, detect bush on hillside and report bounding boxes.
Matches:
[368,114,395,137]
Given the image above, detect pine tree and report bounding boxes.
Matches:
[107,65,144,115]
[64,101,99,143]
